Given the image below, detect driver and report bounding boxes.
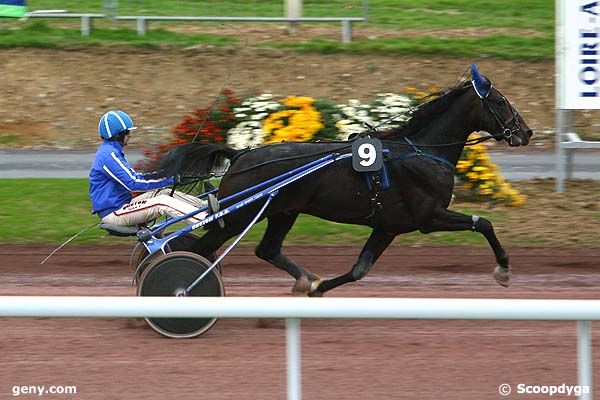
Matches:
[89,110,206,227]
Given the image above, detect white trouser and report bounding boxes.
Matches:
[101,189,207,227]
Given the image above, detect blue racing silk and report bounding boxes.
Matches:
[89,140,174,218]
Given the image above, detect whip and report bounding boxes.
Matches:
[40,222,100,265]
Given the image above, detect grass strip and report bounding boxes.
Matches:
[0,179,497,245]
[265,36,553,61]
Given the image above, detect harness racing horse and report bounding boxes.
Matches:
[157,64,533,296]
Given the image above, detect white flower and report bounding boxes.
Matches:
[348,99,361,107]
[227,118,268,150]
[251,113,268,120]
[389,107,409,114]
[341,107,356,117]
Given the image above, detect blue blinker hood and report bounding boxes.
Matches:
[471,64,492,99]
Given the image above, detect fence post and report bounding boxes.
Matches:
[577,321,593,400]
[341,20,352,43]
[285,0,302,34]
[286,318,301,400]
[554,0,568,193]
[556,108,566,192]
[81,15,91,36]
[136,18,147,36]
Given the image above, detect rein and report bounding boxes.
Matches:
[224,143,353,176]
[380,131,499,149]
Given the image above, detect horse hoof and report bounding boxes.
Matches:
[292,276,321,295]
[307,279,323,297]
[292,276,310,294]
[493,265,511,287]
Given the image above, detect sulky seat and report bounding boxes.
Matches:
[98,223,141,237]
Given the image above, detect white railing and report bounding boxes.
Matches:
[0,297,596,400]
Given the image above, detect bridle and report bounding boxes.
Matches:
[476,84,522,145]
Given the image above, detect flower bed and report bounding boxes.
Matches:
[456,134,525,207]
[142,88,524,206]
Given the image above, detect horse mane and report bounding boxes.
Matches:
[373,80,472,140]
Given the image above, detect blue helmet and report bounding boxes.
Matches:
[98,110,137,140]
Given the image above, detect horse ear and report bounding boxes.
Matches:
[470,63,491,98]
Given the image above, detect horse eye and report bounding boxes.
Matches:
[497,98,506,106]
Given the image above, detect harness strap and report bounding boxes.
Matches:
[365,172,384,225]
[387,138,455,171]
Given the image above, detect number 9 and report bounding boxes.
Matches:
[358,143,377,167]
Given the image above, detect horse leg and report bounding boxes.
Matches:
[254,212,321,294]
[312,229,395,296]
[420,209,511,287]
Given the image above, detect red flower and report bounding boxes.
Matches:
[140,88,239,171]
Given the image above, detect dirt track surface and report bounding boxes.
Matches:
[1,244,600,399]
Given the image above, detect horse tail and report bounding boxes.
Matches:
[156,142,241,178]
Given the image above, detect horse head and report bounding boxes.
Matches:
[470,64,533,147]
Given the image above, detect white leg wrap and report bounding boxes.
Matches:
[471,215,480,231]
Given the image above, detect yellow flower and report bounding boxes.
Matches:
[466,172,479,181]
[456,160,471,173]
[456,132,525,206]
[263,96,323,143]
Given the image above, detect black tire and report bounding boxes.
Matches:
[131,232,222,284]
[137,251,225,338]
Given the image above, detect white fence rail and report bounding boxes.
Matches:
[23,0,367,41]
[0,297,596,400]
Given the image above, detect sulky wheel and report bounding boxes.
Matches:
[137,251,225,339]
[131,232,221,285]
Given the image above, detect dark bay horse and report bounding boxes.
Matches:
[157,64,533,296]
